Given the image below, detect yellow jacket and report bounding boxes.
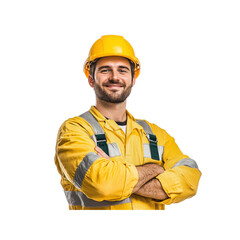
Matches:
[55,106,201,210]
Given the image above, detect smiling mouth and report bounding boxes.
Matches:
[105,84,124,89]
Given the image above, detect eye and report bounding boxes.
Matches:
[100,69,109,73]
[119,69,127,73]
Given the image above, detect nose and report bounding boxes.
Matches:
[111,69,119,81]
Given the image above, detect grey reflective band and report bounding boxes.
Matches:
[64,191,132,207]
[136,120,160,160]
[80,111,109,155]
[73,152,100,189]
[143,144,164,160]
[90,140,121,158]
[108,143,121,157]
[136,120,153,134]
[80,111,105,135]
[172,158,199,169]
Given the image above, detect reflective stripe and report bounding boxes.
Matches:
[64,191,132,207]
[91,139,121,158]
[136,120,154,135]
[73,152,100,189]
[80,111,109,155]
[172,158,199,169]
[136,120,160,160]
[108,143,121,157]
[143,143,164,160]
[81,111,121,158]
[80,111,105,135]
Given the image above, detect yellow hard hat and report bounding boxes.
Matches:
[84,35,140,79]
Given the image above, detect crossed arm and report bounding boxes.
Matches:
[132,165,168,201]
[95,146,168,201]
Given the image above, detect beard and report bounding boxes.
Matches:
[93,80,133,103]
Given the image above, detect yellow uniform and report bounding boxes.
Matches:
[55,106,201,210]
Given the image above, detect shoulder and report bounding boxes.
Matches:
[136,118,166,133]
[135,118,174,144]
[58,115,95,137]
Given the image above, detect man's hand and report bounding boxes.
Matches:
[95,146,110,160]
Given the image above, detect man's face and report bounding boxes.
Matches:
[89,56,136,103]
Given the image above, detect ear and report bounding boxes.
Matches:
[88,75,95,88]
[132,76,136,87]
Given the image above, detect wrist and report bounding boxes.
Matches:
[143,163,164,174]
[158,165,165,175]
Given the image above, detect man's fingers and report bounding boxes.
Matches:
[94,146,110,160]
[95,146,104,154]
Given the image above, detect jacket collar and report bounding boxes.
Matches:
[89,106,106,122]
[126,110,144,135]
[89,105,143,133]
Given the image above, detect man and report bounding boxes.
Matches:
[54,35,201,210]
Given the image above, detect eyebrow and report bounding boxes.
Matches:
[97,65,130,71]
[119,66,130,71]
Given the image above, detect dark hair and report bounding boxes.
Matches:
[89,57,135,80]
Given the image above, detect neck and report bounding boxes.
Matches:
[95,99,127,122]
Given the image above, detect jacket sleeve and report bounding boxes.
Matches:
[155,130,201,205]
[55,118,138,202]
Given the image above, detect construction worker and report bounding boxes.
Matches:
[54,35,201,210]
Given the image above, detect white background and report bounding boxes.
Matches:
[1,0,239,239]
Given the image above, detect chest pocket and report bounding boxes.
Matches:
[136,120,163,161]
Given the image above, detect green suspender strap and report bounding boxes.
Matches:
[80,111,109,155]
[136,120,160,160]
